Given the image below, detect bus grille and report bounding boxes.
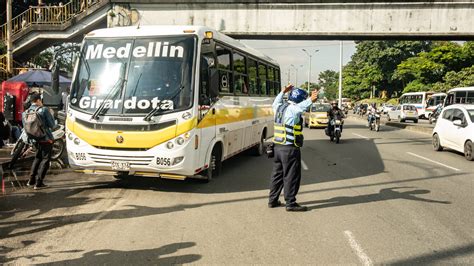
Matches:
[88,153,154,166]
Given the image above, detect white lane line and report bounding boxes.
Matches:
[407,152,461,172]
[344,230,373,266]
[301,160,309,170]
[352,133,370,139]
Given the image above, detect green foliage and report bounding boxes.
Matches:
[431,65,474,92]
[318,70,339,100]
[386,98,399,105]
[29,43,79,73]
[341,40,473,100]
[342,41,432,99]
[403,80,431,93]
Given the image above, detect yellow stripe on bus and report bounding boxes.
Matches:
[197,106,273,128]
[68,117,197,149]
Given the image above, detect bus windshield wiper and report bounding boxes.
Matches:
[91,63,127,120]
[143,85,184,121]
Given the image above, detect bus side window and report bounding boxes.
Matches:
[199,54,219,106]
[216,45,233,93]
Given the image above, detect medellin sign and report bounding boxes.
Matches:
[85,42,185,60]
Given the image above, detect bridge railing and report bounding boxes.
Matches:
[0,0,104,43]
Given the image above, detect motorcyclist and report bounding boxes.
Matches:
[327,100,345,133]
[367,103,377,126]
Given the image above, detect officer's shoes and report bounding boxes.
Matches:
[268,200,283,208]
[286,203,308,212]
[34,183,48,190]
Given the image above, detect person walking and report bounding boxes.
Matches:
[269,85,319,212]
[23,93,56,190]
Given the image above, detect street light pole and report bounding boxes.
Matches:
[302,49,319,93]
[338,41,343,108]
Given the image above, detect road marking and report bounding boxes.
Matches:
[407,152,461,172]
[301,160,309,170]
[352,133,370,139]
[344,230,373,266]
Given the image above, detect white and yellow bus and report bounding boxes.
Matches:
[66,25,281,181]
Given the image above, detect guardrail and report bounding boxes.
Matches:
[0,0,104,43]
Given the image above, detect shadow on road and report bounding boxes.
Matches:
[387,242,474,265]
[2,242,201,264]
[300,187,451,210]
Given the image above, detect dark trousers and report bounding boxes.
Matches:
[29,142,53,185]
[269,144,301,206]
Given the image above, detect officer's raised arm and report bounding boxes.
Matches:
[296,89,319,112]
[273,84,293,112]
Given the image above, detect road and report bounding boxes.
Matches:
[1,117,473,264]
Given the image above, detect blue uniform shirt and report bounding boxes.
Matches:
[22,104,56,141]
[273,91,313,126]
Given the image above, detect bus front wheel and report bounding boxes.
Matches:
[202,146,222,182]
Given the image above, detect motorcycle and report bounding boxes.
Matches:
[429,105,443,125]
[9,125,66,169]
[326,118,343,143]
[368,112,381,132]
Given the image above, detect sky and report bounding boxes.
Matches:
[240,40,357,87]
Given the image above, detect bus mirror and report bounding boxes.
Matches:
[209,68,219,98]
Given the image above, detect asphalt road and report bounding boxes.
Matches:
[1,117,473,264]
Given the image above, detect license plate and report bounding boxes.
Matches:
[111,161,130,171]
[320,119,328,123]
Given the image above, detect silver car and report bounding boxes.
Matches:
[387,104,419,123]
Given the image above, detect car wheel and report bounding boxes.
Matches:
[464,141,473,161]
[432,133,443,151]
[414,119,418,124]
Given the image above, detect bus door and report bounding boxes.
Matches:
[197,53,219,165]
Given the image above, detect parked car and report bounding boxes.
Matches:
[432,105,474,161]
[304,103,331,128]
[387,104,419,123]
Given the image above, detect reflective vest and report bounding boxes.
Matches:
[273,103,304,147]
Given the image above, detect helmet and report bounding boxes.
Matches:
[288,88,308,104]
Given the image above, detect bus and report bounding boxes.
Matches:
[399,91,434,118]
[425,92,447,118]
[66,26,281,182]
[444,87,474,106]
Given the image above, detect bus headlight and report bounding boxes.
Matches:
[73,138,80,145]
[68,133,74,140]
[166,142,174,149]
[176,137,185,145]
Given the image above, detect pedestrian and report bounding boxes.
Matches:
[268,85,319,212]
[23,92,56,190]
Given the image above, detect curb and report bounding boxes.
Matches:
[348,115,433,135]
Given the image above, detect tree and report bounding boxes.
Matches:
[29,43,79,74]
[341,41,432,99]
[318,70,338,100]
[432,66,474,92]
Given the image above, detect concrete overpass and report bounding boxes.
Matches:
[1,0,473,79]
[109,0,474,40]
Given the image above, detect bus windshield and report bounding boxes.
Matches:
[70,36,196,115]
[400,94,423,104]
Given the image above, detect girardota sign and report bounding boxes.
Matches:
[76,96,174,110]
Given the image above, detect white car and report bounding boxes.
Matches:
[382,104,394,114]
[387,104,419,123]
[432,105,474,161]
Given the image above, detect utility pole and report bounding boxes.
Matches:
[302,49,319,93]
[6,0,13,75]
[338,41,343,108]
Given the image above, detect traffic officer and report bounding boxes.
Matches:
[269,85,319,212]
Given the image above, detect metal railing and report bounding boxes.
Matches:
[0,0,103,42]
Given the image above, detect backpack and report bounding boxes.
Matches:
[24,106,46,140]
